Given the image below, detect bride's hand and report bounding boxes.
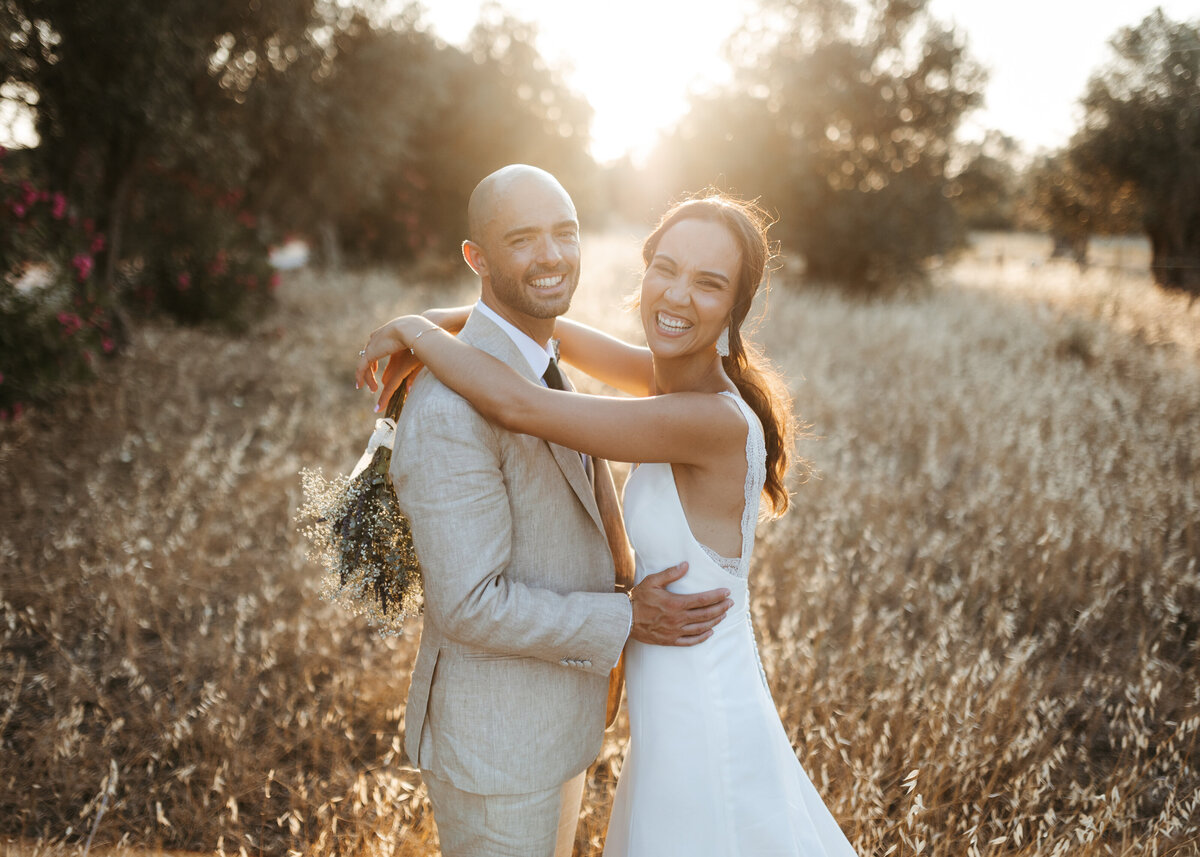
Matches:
[355,316,422,400]
[355,306,472,410]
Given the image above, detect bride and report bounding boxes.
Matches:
[358,194,856,856]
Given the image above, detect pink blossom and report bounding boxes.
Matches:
[177,272,191,291]
[19,181,36,206]
[72,254,94,282]
[12,402,23,420]
[0,371,4,384]
[208,250,228,276]
[57,311,83,336]
[51,193,67,220]
[12,202,26,218]
[102,338,116,354]
[90,234,106,253]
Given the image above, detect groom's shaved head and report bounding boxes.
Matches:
[467,164,573,246]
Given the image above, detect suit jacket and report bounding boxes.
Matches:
[391,310,634,795]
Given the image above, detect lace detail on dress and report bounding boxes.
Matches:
[716,391,766,579]
[699,543,742,573]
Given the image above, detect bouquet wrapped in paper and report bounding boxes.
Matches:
[298,386,421,635]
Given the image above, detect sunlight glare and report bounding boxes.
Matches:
[414,0,754,165]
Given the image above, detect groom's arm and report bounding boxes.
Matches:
[392,391,631,678]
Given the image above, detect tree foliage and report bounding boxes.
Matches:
[0,1,597,411]
[948,131,1024,232]
[0,0,313,280]
[1067,9,1200,294]
[1025,151,1142,264]
[637,0,983,289]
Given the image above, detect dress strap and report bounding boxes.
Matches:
[716,391,766,578]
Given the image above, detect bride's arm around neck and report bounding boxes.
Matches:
[554,316,654,397]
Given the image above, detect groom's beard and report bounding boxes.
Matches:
[490,263,579,320]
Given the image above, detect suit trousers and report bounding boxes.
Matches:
[422,768,587,857]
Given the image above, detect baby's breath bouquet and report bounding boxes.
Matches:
[298,385,421,635]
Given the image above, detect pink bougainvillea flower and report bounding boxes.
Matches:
[12,403,23,420]
[12,202,26,218]
[102,338,116,354]
[177,272,191,291]
[57,311,83,337]
[20,181,36,206]
[51,193,67,219]
[90,234,106,253]
[72,254,94,281]
[208,250,228,276]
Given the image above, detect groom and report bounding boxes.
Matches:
[375,165,733,857]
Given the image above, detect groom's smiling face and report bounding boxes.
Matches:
[471,172,581,332]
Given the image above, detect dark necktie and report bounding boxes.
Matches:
[542,357,566,391]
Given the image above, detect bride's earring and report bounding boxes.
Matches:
[716,326,730,357]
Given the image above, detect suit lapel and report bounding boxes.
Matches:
[460,312,604,533]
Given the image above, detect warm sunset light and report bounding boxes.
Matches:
[3,2,1198,854]
[416,0,1198,162]
[416,0,755,164]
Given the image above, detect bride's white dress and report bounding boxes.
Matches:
[604,392,857,857]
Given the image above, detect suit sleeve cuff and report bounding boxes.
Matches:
[612,591,633,669]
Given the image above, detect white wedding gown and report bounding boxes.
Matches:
[604,392,857,857]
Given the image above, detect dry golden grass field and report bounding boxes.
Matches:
[1,230,1198,856]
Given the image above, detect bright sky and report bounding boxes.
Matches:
[417,0,1199,164]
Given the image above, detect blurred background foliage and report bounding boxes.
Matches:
[0,0,1197,406]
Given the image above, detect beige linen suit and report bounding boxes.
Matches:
[390,311,633,821]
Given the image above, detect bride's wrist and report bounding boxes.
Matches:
[406,318,439,350]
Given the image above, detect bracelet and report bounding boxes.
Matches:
[410,325,438,351]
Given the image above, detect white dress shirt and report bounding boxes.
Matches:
[474,299,555,380]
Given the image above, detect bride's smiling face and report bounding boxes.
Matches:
[640,218,741,359]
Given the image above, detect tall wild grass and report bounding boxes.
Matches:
[1,231,1197,855]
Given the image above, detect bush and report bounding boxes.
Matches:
[124,166,277,330]
[0,148,119,419]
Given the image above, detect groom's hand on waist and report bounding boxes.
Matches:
[628,562,732,647]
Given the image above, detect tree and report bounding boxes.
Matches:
[641,0,983,289]
[949,131,1024,232]
[0,0,316,288]
[1024,152,1141,265]
[1070,9,1200,294]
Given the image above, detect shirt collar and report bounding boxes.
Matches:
[475,299,556,378]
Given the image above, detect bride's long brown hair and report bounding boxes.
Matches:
[642,193,799,517]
